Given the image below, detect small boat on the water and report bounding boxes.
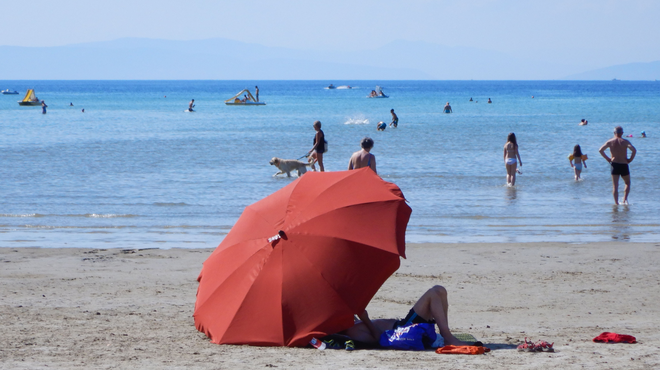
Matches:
[18,89,41,106]
[2,89,19,95]
[325,84,336,89]
[225,89,265,106]
[367,86,388,98]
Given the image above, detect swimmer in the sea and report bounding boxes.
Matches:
[469,97,473,101]
[488,98,492,104]
[443,102,452,113]
[641,131,647,138]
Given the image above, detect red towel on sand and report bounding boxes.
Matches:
[436,345,489,355]
[593,332,637,343]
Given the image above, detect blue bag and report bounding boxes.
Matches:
[379,323,437,351]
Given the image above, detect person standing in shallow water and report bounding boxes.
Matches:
[569,144,587,181]
[348,137,377,174]
[599,126,637,205]
[503,132,522,186]
[41,100,47,114]
[307,120,325,172]
[389,109,398,128]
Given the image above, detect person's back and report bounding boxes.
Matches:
[607,137,633,164]
[348,137,376,174]
[599,126,637,205]
[504,142,517,159]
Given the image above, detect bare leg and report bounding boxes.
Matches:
[316,152,325,172]
[411,286,468,346]
[622,175,631,204]
[506,164,517,186]
[611,174,620,205]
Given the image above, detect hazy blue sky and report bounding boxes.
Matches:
[3,0,659,67]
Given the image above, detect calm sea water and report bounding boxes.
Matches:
[1,80,659,248]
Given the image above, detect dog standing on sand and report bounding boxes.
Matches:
[269,157,313,177]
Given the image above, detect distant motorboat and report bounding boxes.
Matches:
[18,89,41,106]
[336,85,352,89]
[2,89,19,95]
[367,86,388,98]
[612,78,620,81]
[225,88,265,106]
[325,84,336,89]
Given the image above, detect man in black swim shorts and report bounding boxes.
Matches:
[599,126,637,205]
[343,286,469,347]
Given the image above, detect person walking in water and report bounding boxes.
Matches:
[443,102,452,113]
[569,144,588,181]
[255,86,259,102]
[348,137,377,174]
[307,120,325,172]
[41,100,48,114]
[188,99,195,112]
[599,126,637,205]
[389,109,398,128]
[503,132,522,186]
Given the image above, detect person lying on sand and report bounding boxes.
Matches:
[342,285,470,347]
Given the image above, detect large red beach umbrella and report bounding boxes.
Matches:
[194,168,411,347]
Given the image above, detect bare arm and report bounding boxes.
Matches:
[516,147,522,166]
[503,147,506,162]
[348,156,354,170]
[569,158,574,168]
[599,142,612,162]
[357,310,382,342]
[627,142,637,163]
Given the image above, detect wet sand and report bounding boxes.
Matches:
[1,242,659,369]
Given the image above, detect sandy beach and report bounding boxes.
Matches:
[2,242,659,369]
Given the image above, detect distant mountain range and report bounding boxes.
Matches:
[0,38,658,80]
[564,61,660,80]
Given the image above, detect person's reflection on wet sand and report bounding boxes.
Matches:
[610,205,631,240]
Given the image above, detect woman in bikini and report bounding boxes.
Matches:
[503,132,522,186]
[569,144,587,181]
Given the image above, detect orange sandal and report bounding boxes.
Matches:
[534,340,554,352]
[517,337,535,352]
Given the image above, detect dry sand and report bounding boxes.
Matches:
[1,242,659,369]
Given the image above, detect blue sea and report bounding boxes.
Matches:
[1,80,659,248]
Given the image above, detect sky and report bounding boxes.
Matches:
[2,0,660,68]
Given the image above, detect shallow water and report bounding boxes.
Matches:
[1,80,659,248]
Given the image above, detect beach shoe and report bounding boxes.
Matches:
[533,340,554,352]
[344,340,355,351]
[321,339,344,350]
[517,337,536,352]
